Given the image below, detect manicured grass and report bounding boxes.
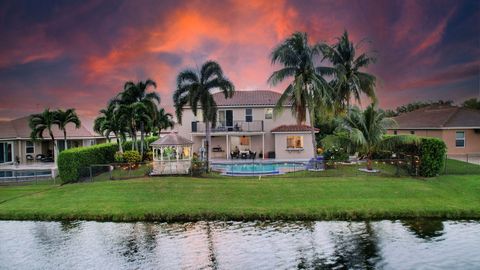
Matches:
[1,172,479,221]
[444,158,480,175]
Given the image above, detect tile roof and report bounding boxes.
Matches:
[271,124,319,133]
[392,106,480,129]
[212,90,288,107]
[0,116,101,139]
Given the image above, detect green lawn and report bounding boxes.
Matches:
[1,171,479,221]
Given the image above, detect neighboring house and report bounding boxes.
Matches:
[387,105,480,155]
[0,116,106,165]
[175,90,318,160]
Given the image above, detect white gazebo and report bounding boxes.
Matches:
[150,132,193,175]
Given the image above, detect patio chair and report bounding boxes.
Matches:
[26,155,34,163]
[35,154,45,162]
[240,152,248,159]
[230,151,239,159]
[249,151,257,160]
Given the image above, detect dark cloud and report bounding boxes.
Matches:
[0,0,478,120]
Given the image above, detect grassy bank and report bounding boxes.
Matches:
[1,172,479,221]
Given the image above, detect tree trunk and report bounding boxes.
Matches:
[115,132,123,153]
[308,108,317,159]
[64,130,68,151]
[140,121,145,158]
[131,128,136,151]
[205,119,211,172]
[367,158,373,171]
[49,130,58,165]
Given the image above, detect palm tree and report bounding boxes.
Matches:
[173,60,235,167]
[320,31,377,110]
[29,109,60,160]
[155,108,174,135]
[94,101,127,153]
[117,79,159,156]
[268,32,331,160]
[55,109,81,151]
[322,104,418,170]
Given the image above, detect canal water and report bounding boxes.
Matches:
[0,220,479,269]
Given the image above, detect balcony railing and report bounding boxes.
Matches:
[191,120,264,133]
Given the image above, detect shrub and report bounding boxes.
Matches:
[123,150,141,163]
[385,135,446,177]
[323,146,349,162]
[58,143,118,183]
[114,152,124,163]
[143,151,153,161]
[418,137,446,177]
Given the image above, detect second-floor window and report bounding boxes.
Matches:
[265,108,273,119]
[245,108,252,122]
[26,141,34,154]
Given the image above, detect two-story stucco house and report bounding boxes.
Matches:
[175,90,318,161]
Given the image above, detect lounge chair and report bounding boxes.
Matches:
[249,151,256,160]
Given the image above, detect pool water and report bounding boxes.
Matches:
[212,162,305,175]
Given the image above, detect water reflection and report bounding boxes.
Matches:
[402,219,444,240]
[1,220,479,269]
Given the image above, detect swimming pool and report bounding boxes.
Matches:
[212,162,306,176]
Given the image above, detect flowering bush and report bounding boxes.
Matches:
[323,147,349,162]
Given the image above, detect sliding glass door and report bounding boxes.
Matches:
[0,142,13,164]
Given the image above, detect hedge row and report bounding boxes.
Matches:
[418,137,447,177]
[58,143,118,183]
[391,135,447,177]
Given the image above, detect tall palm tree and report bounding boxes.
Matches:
[29,109,60,160]
[93,101,127,153]
[320,31,377,110]
[55,109,81,151]
[117,79,159,156]
[173,60,235,167]
[322,104,418,170]
[268,32,331,160]
[155,108,174,135]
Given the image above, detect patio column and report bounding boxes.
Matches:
[176,146,179,161]
[226,135,229,160]
[160,147,164,162]
[262,134,265,160]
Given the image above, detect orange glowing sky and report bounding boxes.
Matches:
[0,0,478,120]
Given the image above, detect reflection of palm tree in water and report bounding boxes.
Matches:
[402,219,444,240]
[205,221,218,270]
[298,221,382,269]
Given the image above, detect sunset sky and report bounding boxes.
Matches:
[0,0,478,120]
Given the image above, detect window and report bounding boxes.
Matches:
[245,108,253,122]
[410,131,415,135]
[265,108,273,119]
[456,131,465,147]
[26,141,34,154]
[287,136,303,149]
[0,142,13,163]
[393,130,398,135]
